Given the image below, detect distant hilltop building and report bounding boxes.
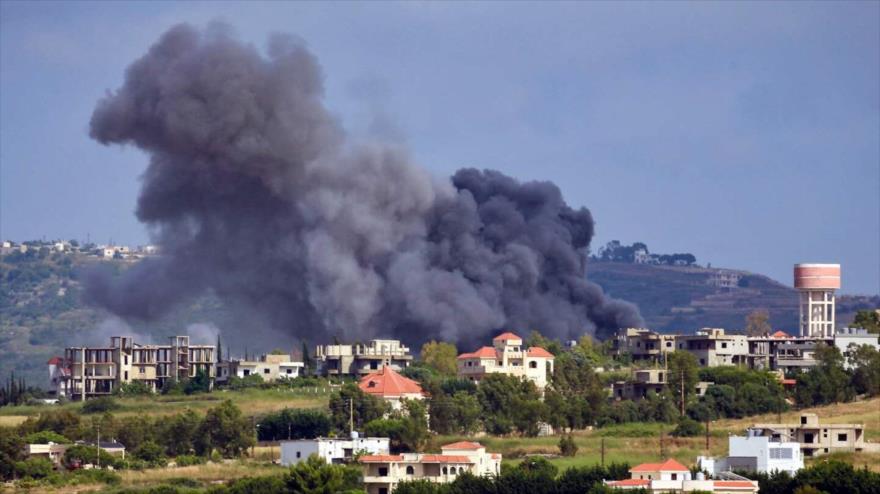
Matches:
[49,335,215,400]
[457,332,555,389]
[315,339,413,377]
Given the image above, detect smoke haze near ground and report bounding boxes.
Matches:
[85,23,642,347]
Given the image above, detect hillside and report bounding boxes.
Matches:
[588,261,877,333]
[1,252,877,388]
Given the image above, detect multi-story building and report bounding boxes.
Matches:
[216,353,303,385]
[315,339,413,377]
[675,328,749,367]
[54,335,215,400]
[457,332,555,389]
[360,441,501,494]
[748,413,870,457]
[605,459,759,493]
[698,433,803,477]
[615,328,677,363]
[359,365,427,411]
[281,433,390,466]
[611,369,713,401]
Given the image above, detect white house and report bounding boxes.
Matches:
[360,441,501,494]
[606,459,758,493]
[216,354,304,384]
[698,434,803,477]
[457,332,554,389]
[280,433,390,466]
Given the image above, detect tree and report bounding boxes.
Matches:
[258,409,332,441]
[476,374,545,436]
[216,334,223,362]
[161,409,202,456]
[284,455,352,494]
[849,344,880,396]
[0,427,26,480]
[526,330,564,357]
[328,383,390,432]
[745,309,772,336]
[132,440,167,467]
[14,457,53,479]
[666,352,699,414]
[852,310,880,334]
[795,344,853,406]
[197,400,254,457]
[302,341,313,376]
[185,369,211,394]
[420,341,459,376]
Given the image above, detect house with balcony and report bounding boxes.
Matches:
[457,332,554,389]
[360,441,501,494]
[675,328,749,367]
[216,353,304,384]
[315,339,413,377]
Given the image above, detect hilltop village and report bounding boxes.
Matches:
[2,261,878,493]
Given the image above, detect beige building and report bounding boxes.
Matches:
[675,328,749,367]
[749,413,870,457]
[611,369,712,401]
[315,339,413,377]
[457,332,555,389]
[360,441,501,494]
[216,353,303,384]
[54,335,215,400]
[615,328,677,363]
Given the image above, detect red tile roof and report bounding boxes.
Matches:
[630,458,689,472]
[714,480,758,489]
[358,366,425,398]
[493,332,522,341]
[441,441,483,450]
[457,346,498,360]
[527,347,554,358]
[607,479,650,487]
[359,454,404,463]
[420,455,473,463]
[47,357,62,365]
[782,378,797,385]
[771,330,790,339]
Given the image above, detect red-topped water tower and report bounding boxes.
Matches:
[793,263,841,338]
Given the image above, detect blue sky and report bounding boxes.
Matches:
[1,1,878,294]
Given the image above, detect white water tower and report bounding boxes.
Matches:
[793,263,840,338]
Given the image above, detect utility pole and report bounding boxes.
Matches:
[96,425,101,468]
[680,368,685,416]
[659,426,664,458]
[601,437,605,467]
[705,419,710,451]
[349,399,354,434]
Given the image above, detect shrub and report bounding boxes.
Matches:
[14,457,54,479]
[115,380,154,396]
[174,454,205,467]
[671,416,703,437]
[558,434,578,457]
[63,444,121,469]
[82,396,120,414]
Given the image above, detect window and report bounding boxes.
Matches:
[801,416,808,425]
[721,343,727,349]
[378,467,388,477]
[450,467,457,474]
[671,473,677,480]
[124,371,128,380]
[838,433,847,441]
[529,361,537,369]
[699,359,705,365]
[666,342,672,347]
[243,370,250,376]
[287,369,293,374]
[371,361,378,370]
[406,466,414,475]
[296,452,301,458]
[442,467,448,475]
[770,448,793,459]
[139,366,145,374]
[264,368,270,374]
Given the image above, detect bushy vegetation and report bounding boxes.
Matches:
[794,344,880,407]
[744,459,880,494]
[257,408,332,441]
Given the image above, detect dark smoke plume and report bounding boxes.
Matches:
[87,23,642,346]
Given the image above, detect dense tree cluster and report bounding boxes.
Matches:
[794,344,880,407]
[1,400,256,480]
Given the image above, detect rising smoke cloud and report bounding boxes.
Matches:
[86,23,642,346]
